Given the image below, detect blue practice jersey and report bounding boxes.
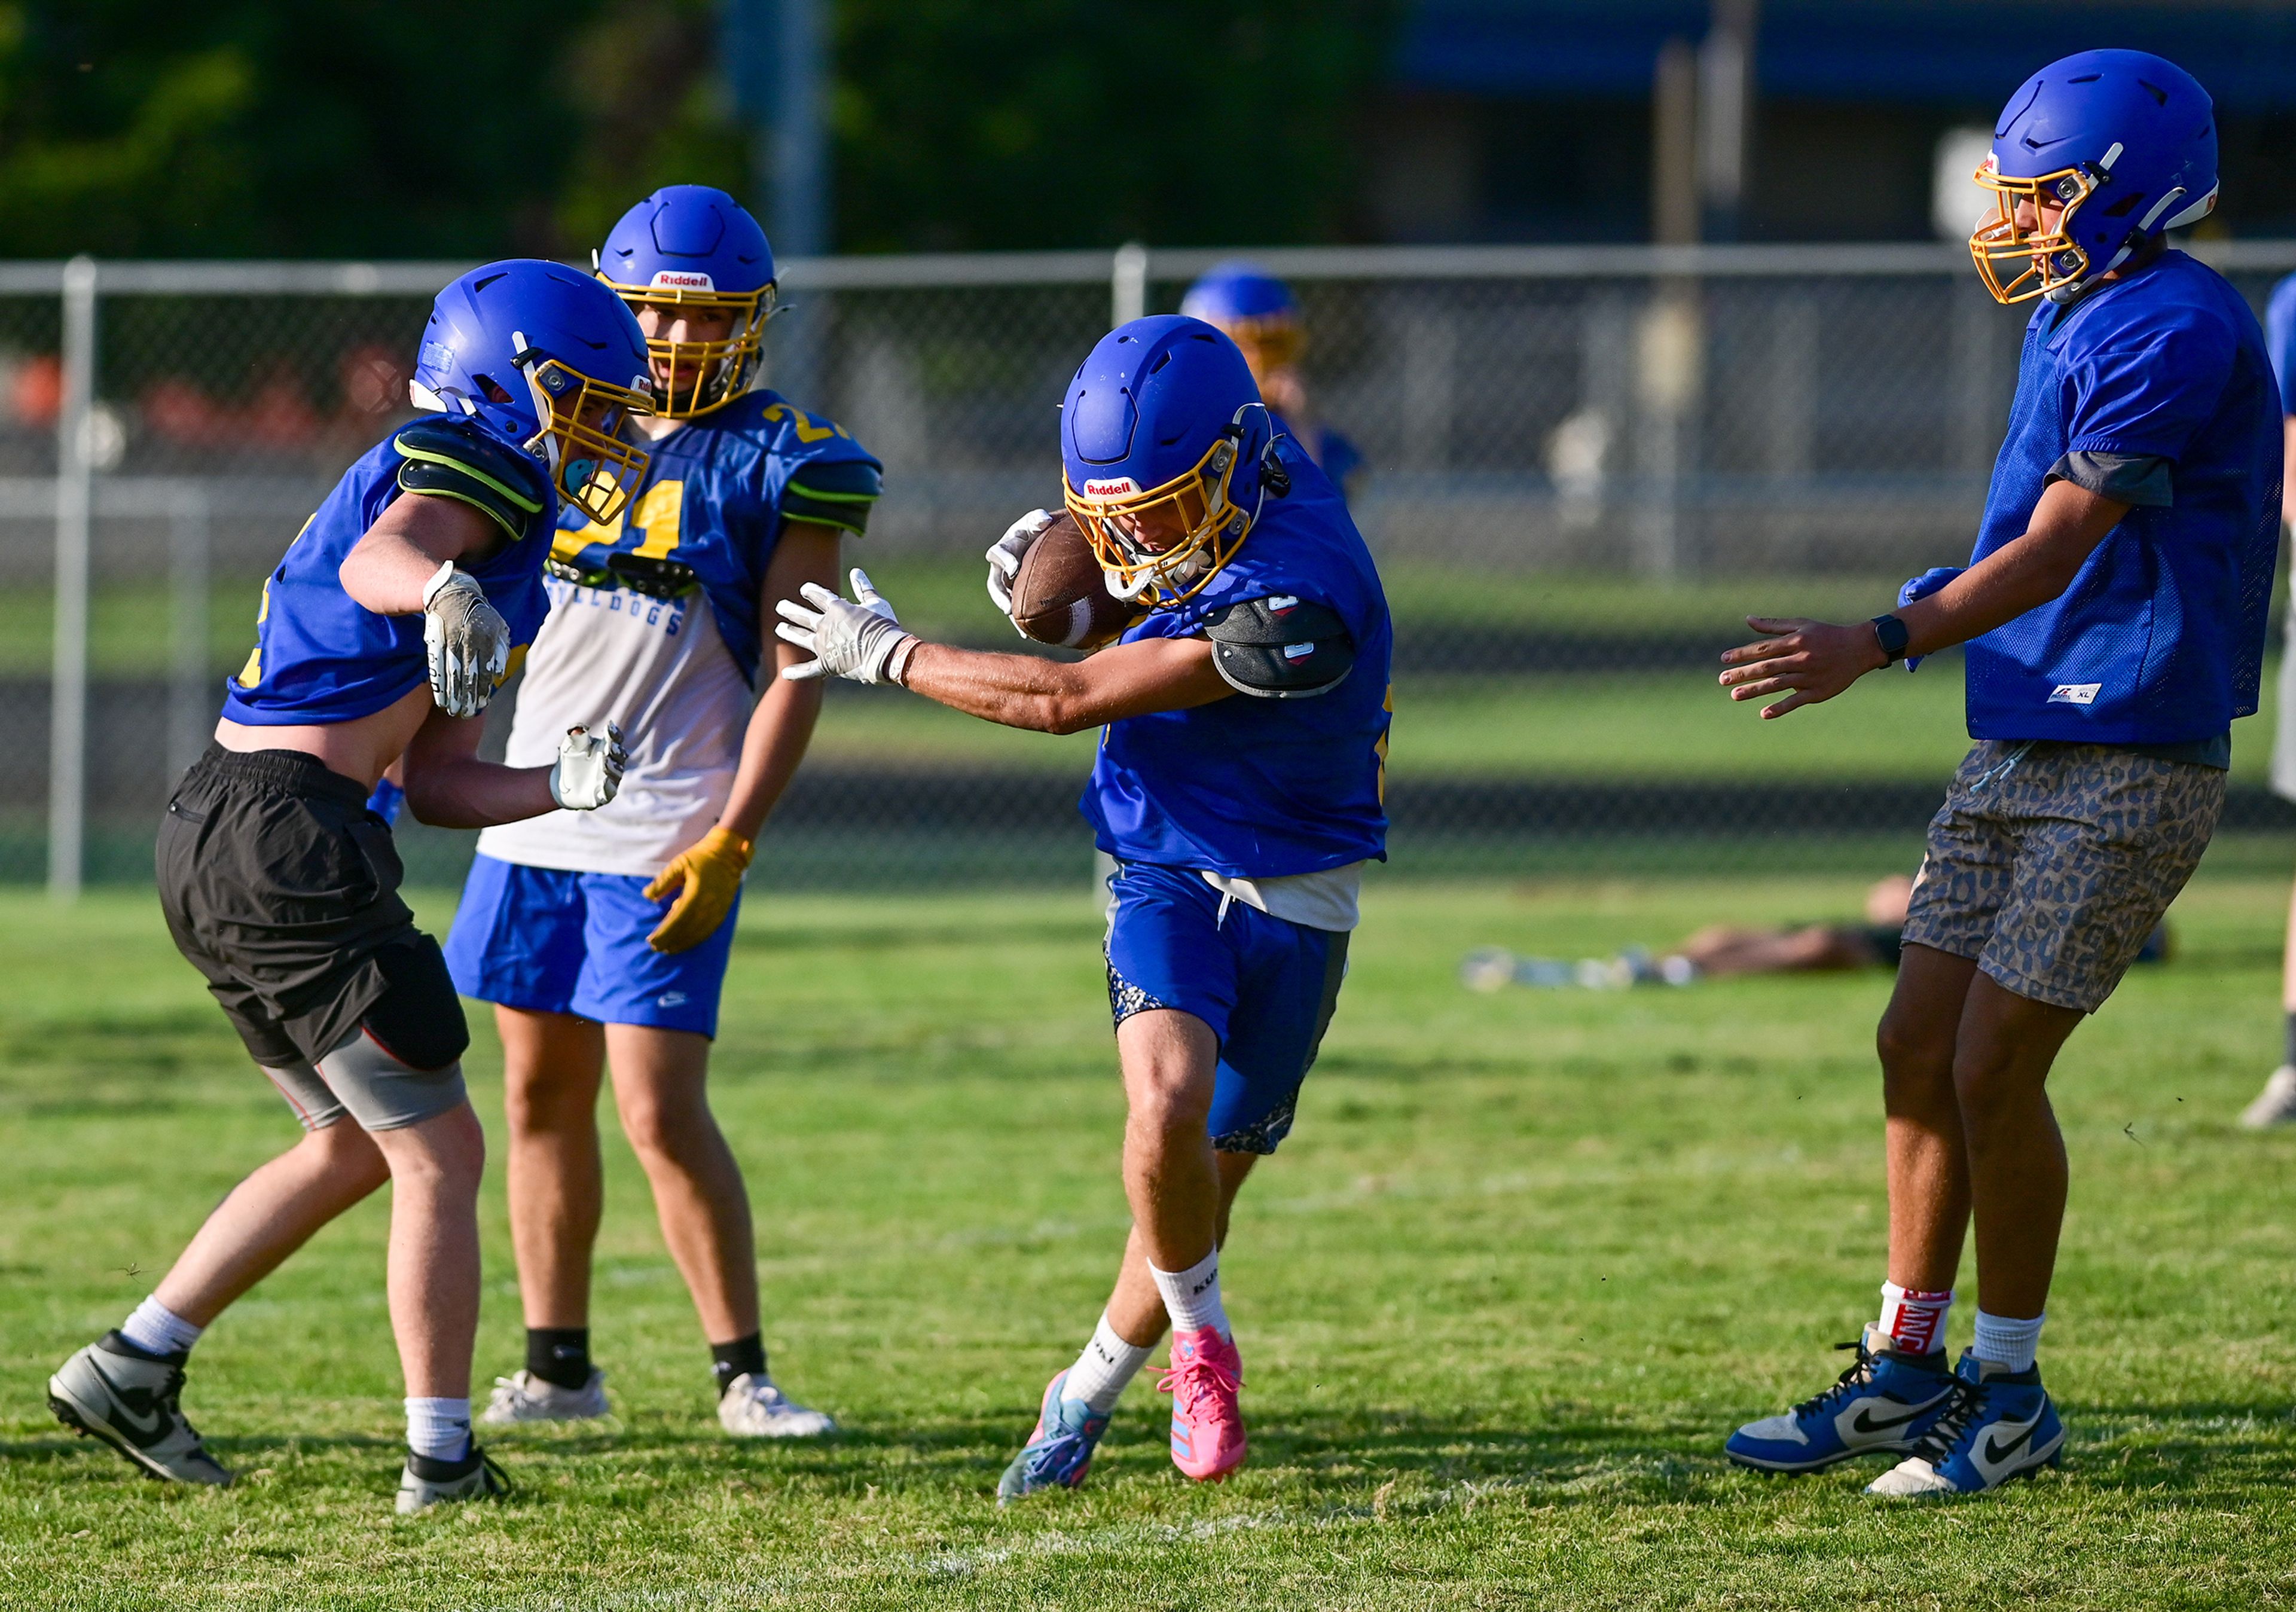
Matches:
[222,419,556,726]
[2266,271,2296,413]
[1964,252,2283,746]
[545,390,883,688]
[1085,439,1392,878]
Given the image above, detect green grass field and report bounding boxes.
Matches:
[4,876,2296,1608]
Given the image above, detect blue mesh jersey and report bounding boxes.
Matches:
[1085,438,1392,878]
[544,389,883,687]
[1965,252,2283,746]
[2266,271,2296,411]
[221,420,555,725]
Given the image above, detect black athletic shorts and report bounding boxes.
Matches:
[158,744,458,1069]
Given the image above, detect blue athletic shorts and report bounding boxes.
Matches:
[442,853,741,1037]
[1103,859,1351,1155]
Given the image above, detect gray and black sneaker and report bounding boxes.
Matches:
[48,1330,234,1485]
[395,1443,512,1514]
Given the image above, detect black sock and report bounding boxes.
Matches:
[526,1327,592,1391]
[710,1333,767,1397]
[2282,1010,2296,1068]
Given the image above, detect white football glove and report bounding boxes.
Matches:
[422,562,511,719]
[775,569,918,685]
[548,722,625,811]
[985,507,1057,633]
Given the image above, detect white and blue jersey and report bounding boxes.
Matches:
[223,420,555,725]
[1085,438,1392,879]
[1965,251,2282,752]
[448,391,881,1034]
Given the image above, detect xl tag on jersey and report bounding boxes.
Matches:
[2048,682,2101,706]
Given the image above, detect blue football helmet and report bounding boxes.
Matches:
[595,185,778,419]
[1179,262,1303,380]
[411,260,655,523]
[1971,49,2218,304]
[1061,315,1280,607]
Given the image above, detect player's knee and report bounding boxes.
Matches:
[1875,1005,1952,1083]
[380,1100,487,1194]
[301,1118,390,1193]
[616,1089,713,1164]
[1949,1040,2037,1125]
[1125,1065,1213,1134]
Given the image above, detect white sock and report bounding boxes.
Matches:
[404,1397,473,1462]
[120,1296,204,1358]
[1060,1313,1154,1413]
[1876,1281,1953,1357]
[1971,1310,2044,1373]
[1148,1248,1231,1338]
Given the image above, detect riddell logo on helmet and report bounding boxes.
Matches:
[650,270,716,292]
[1082,477,1141,497]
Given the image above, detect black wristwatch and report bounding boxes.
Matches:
[1870,613,1910,664]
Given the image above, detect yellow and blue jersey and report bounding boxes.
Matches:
[544,389,883,687]
[1968,252,2283,748]
[222,418,556,726]
[1086,438,1392,878]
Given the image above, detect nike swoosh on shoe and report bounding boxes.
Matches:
[88,1364,168,1442]
[1849,1403,1936,1436]
[1981,1423,2038,1466]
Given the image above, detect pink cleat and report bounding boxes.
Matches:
[1158,1327,1246,1481]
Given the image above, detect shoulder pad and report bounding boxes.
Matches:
[393,418,551,542]
[1202,594,1355,699]
[781,456,884,536]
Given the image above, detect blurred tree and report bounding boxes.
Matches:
[832,0,1398,251]
[0,0,607,257]
[0,0,1396,258]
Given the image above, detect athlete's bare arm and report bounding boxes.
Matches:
[900,636,1232,735]
[716,522,841,839]
[338,489,505,615]
[215,493,517,784]
[1718,480,2132,718]
[398,704,560,829]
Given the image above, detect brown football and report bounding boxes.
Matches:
[1007,511,1140,651]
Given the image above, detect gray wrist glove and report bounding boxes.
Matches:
[548,722,625,811]
[422,562,511,719]
[774,569,919,685]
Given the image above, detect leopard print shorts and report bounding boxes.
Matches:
[1900,740,2224,1013]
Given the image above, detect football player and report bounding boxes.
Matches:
[1715,51,2279,1498]
[1180,262,1364,503]
[2240,267,2296,1127]
[47,262,652,1512]
[439,187,879,1437]
[776,315,1392,1498]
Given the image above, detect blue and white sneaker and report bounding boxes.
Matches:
[1866,1353,2064,1498]
[1726,1326,1958,1473]
[996,1370,1110,1504]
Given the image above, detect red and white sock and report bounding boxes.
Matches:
[1876,1281,1953,1356]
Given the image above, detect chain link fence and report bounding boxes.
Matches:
[9,243,2296,892]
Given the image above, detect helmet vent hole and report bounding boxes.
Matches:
[472,273,508,294]
[474,374,515,405]
[2068,73,2101,84]
[1149,352,1174,374]
[2100,191,2146,217]
[2137,79,2167,105]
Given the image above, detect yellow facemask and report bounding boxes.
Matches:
[1064,414,1259,609]
[523,356,655,525]
[1968,155,2100,305]
[599,277,777,420]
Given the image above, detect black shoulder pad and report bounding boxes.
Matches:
[393,419,551,542]
[1202,594,1355,699]
[781,456,884,536]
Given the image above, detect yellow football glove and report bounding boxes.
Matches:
[643,826,754,954]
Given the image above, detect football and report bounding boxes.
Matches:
[1006,511,1140,651]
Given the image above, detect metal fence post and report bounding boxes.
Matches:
[50,255,96,902]
[1111,242,1147,329]
[169,486,212,786]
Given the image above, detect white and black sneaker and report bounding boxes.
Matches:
[718,1372,836,1439]
[395,1443,512,1514]
[483,1368,610,1425]
[48,1331,234,1486]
